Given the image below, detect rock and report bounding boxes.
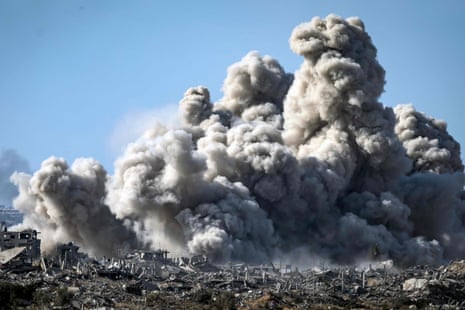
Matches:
[402,278,428,291]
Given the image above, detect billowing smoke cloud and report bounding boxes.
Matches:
[12,14,465,266]
[0,149,30,207]
[10,157,139,256]
[394,104,463,174]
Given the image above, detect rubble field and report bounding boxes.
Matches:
[2,252,465,309]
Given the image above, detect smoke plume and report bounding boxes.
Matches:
[11,15,464,267]
[0,149,30,207]
[10,157,139,256]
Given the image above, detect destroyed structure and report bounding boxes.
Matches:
[2,231,465,309]
[0,227,40,272]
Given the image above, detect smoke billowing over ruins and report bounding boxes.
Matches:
[9,15,465,267]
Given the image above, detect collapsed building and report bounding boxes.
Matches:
[1,227,465,308]
[2,238,465,309]
[0,227,40,270]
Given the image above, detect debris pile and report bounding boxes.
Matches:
[3,244,465,309]
[2,229,465,308]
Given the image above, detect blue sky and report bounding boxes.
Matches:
[1,0,464,173]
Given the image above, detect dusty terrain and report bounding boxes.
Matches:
[2,259,465,309]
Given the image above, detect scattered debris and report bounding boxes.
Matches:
[2,250,465,308]
[2,229,465,308]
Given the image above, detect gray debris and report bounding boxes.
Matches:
[2,244,465,309]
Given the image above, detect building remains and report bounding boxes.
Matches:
[1,229,465,309]
[0,227,40,271]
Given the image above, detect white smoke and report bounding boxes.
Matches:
[109,104,179,155]
[0,149,30,207]
[11,14,465,266]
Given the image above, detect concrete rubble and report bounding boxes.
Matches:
[2,245,465,309]
[3,228,465,309]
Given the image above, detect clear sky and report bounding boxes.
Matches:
[1,0,464,173]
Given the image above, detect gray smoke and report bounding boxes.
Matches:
[10,157,139,256]
[0,149,30,207]
[11,14,465,267]
[394,104,463,174]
